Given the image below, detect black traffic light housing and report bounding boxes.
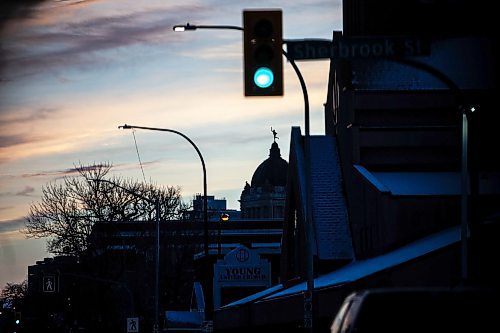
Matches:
[243,9,283,96]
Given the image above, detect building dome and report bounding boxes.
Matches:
[251,142,288,188]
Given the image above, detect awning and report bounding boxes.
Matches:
[265,226,459,299]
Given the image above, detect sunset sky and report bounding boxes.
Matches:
[0,0,341,288]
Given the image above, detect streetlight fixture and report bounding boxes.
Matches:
[172,20,315,331]
[218,213,230,256]
[118,124,209,259]
[392,58,472,283]
[91,178,160,333]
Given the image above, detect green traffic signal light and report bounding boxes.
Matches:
[254,67,274,88]
[243,10,283,96]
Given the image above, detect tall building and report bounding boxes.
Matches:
[215,1,499,332]
[183,195,240,221]
[239,139,289,219]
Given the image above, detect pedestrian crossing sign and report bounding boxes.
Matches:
[43,275,56,293]
[127,317,139,332]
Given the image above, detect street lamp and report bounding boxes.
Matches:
[218,213,230,256]
[173,21,315,331]
[91,178,160,333]
[118,124,209,259]
[390,58,472,283]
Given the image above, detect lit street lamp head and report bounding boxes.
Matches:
[173,23,197,32]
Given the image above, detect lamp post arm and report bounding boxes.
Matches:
[191,24,243,31]
[119,125,207,179]
[173,23,243,31]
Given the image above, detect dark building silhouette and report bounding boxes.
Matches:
[343,0,496,37]
[240,141,288,219]
[214,1,500,332]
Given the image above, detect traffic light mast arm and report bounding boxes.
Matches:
[173,21,309,130]
[173,23,243,31]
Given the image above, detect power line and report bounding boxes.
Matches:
[132,130,147,183]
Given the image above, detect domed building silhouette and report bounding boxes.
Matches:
[240,139,288,219]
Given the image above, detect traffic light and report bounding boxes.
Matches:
[243,9,283,96]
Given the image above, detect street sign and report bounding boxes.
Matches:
[127,317,139,333]
[286,36,430,61]
[43,275,56,293]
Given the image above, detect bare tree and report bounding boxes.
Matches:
[0,280,27,307]
[23,162,188,256]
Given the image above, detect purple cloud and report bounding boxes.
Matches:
[0,107,57,126]
[0,107,58,152]
[15,186,35,196]
[19,161,161,179]
[1,4,210,79]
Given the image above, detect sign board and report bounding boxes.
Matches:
[215,246,270,283]
[43,275,56,293]
[286,36,430,61]
[213,246,271,309]
[127,317,139,333]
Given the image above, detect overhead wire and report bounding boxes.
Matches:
[132,129,147,183]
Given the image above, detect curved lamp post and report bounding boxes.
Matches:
[172,22,316,330]
[118,124,209,259]
[91,178,160,333]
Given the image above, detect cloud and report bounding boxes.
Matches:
[15,186,35,196]
[20,164,106,178]
[0,132,54,151]
[0,134,32,148]
[0,218,26,233]
[0,107,59,154]
[57,0,100,7]
[0,0,47,24]
[17,160,161,179]
[1,4,211,79]
[0,184,34,199]
[0,107,57,126]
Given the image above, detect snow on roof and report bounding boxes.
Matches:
[354,165,462,195]
[310,136,353,260]
[263,226,460,299]
[165,311,204,328]
[220,283,284,308]
[372,171,461,195]
[353,165,390,193]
